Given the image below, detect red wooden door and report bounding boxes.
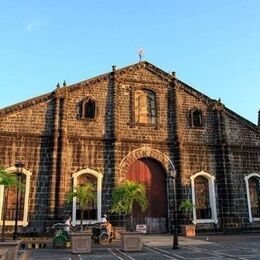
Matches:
[127,158,168,233]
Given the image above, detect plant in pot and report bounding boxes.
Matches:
[110,180,148,251]
[66,183,96,253]
[179,200,196,237]
[0,167,21,260]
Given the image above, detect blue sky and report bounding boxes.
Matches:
[0,0,259,124]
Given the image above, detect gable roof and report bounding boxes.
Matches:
[0,61,171,116]
[0,61,258,132]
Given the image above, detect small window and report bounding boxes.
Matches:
[83,100,95,119]
[77,98,97,120]
[190,109,204,128]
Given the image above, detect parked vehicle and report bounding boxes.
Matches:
[51,223,80,247]
[91,222,113,245]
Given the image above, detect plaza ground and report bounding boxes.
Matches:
[18,232,260,260]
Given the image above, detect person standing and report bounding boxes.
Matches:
[64,216,72,237]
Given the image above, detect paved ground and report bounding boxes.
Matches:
[19,233,260,260]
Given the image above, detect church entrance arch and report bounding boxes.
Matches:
[127,158,168,233]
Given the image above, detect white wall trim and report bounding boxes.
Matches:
[0,166,32,227]
[244,172,260,222]
[190,171,218,225]
[71,167,103,225]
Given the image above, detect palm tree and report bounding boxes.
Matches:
[0,168,18,241]
[66,183,96,232]
[110,180,148,231]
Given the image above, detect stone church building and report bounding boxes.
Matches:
[0,61,259,234]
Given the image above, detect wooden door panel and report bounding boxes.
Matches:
[127,158,167,232]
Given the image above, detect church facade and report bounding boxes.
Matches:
[0,61,260,234]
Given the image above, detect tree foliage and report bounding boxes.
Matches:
[0,168,17,188]
[179,200,195,225]
[66,183,96,231]
[110,180,148,231]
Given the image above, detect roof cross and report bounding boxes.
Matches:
[138,49,144,62]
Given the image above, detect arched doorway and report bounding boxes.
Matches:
[127,158,168,233]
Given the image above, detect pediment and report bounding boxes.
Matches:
[116,61,173,84]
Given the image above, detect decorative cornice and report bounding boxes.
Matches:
[0,93,53,116]
[0,131,51,139]
[224,107,259,133]
[182,142,260,150]
[174,79,213,107]
[122,78,169,86]
[67,74,110,93]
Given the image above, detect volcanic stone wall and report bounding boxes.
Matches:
[0,96,55,232]
[0,62,259,233]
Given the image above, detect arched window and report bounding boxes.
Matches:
[5,174,26,221]
[190,171,217,224]
[194,176,211,219]
[76,174,97,220]
[0,166,31,227]
[249,178,260,218]
[245,173,260,222]
[77,98,97,120]
[190,109,204,128]
[72,168,103,225]
[135,89,156,124]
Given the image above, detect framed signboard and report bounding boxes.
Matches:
[136,224,147,233]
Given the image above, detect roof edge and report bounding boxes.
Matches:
[224,107,259,132]
[0,92,53,116]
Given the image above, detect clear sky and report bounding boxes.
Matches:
[0,0,259,124]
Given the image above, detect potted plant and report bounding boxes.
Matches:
[179,200,196,236]
[0,167,21,260]
[110,180,148,251]
[66,183,96,253]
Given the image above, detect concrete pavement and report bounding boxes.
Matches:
[18,233,260,259]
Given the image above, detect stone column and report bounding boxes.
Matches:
[48,95,60,218]
[167,73,182,228]
[214,104,233,230]
[56,91,69,219]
